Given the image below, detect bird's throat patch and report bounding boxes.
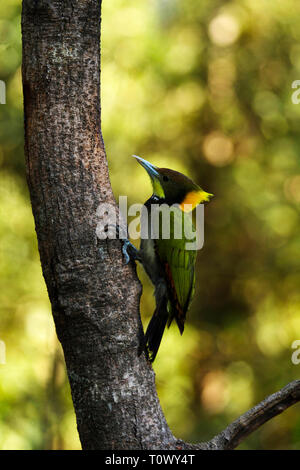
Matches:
[152,178,165,198]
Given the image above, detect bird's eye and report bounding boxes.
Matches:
[163,175,169,182]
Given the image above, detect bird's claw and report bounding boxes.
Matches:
[122,239,131,265]
[122,238,140,265]
[102,223,140,265]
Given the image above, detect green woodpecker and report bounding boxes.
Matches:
[123,156,213,362]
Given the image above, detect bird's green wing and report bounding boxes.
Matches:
[154,206,197,332]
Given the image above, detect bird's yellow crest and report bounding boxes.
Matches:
[180,190,213,212]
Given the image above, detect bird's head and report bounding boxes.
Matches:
[134,155,213,212]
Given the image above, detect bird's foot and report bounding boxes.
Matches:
[104,223,140,265]
[122,238,141,265]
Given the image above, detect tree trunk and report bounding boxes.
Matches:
[21,0,300,451]
[21,0,174,450]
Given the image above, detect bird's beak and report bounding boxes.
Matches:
[133,155,160,180]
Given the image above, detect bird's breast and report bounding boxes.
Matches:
[139,200,163,285]
[139,237,161,285]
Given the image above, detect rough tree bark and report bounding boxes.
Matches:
[21,0,300,450]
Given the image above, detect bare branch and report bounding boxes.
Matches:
[175,380,300,450]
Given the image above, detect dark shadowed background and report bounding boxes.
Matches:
[0,0,300,449]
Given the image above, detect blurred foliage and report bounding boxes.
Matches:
[0,0,300,449]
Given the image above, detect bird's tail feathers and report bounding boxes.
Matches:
[167,305,185,335]
[144,308,169,362]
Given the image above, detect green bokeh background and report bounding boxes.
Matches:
[1,0,300,449]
